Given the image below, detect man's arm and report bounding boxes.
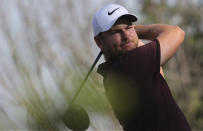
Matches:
[135,24,185,65]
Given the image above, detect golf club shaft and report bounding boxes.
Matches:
[70,51,103,106]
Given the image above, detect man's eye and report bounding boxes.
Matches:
[126,26,133,29]
[110,31,119,34]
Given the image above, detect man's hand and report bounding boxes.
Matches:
[135,24,185,65]
[138,40,145,47]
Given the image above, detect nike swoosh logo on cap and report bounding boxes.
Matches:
[108,7,119,15]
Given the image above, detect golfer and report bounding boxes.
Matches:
[92,4,191,131]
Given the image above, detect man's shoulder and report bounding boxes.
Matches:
[121,39,159,61]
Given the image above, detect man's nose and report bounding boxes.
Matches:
[121,30,130,41]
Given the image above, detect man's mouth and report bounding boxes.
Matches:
[121,42,133,49]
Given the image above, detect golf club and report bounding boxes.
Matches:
[63,51,103,130]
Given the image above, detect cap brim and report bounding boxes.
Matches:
[101,14,137,33]
[120,14,137,22]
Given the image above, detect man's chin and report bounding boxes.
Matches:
[122,46,136,53]
[122,43,137,51]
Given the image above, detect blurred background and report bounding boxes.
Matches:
[0,0,202,130]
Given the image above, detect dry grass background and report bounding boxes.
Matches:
[0,0,202,130]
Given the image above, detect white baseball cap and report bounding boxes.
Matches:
[92,4,137,37]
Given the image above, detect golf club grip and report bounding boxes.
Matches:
[70,51,103,105]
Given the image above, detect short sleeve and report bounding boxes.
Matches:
[120,39,161,80]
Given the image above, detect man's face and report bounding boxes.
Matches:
[96,18,139,58]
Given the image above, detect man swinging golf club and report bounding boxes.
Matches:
[93,3,191,131]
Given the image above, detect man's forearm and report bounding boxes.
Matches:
[135,24,175,40]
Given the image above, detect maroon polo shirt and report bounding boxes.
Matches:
[97,40,191,131]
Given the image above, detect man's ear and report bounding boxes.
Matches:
[94,36,103,49]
